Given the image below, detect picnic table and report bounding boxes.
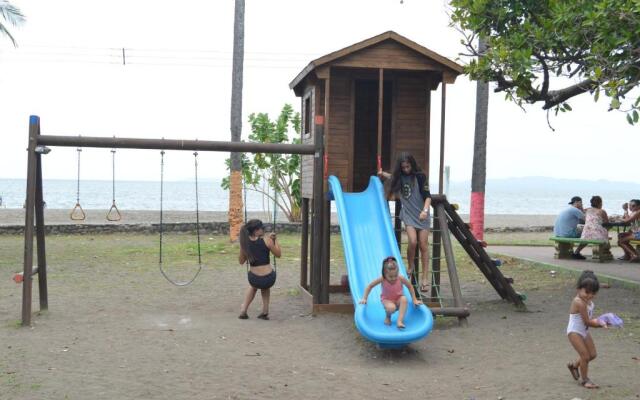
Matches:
[603,221,629,234]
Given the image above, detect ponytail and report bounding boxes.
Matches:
[239,219,264,264]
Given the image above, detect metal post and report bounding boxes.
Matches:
[22,116,39,326]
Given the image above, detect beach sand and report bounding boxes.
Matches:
[1,232,639,399]
[0,208,556,228]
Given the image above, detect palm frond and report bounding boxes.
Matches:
[0,22,17,47]
[0,2,26,26]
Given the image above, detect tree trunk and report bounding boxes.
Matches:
[228,0,245,242]
[470,37,488,240]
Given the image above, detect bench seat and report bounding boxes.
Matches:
[549,236,612,262]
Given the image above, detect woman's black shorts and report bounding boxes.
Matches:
[248,270,276,289]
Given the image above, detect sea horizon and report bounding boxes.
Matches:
[1,177,639,215]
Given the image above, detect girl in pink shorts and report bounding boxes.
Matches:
[359,256,422,329]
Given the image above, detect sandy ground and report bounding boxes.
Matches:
[1,232,639,400]
[0,208,557,228]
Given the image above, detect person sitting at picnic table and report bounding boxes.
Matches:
[617,199,640,262]
[576,195,610,255]
[554,196,586,259]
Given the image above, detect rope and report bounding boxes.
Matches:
[158,150,203,286]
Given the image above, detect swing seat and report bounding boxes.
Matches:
[106,202,122,221]
[70,202,86,221]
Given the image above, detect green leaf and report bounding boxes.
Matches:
[611,98,621,110]
[627,114,634,125]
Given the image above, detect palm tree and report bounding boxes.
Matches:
[228,0,245,242]
[0,1,25,47]
[470,37,488,240]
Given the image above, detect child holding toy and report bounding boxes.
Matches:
[566,270,607,389]
[359,256,422,329]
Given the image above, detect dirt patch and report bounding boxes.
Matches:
[1,233,639,400]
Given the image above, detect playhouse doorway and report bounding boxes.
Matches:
[353,79,392,192]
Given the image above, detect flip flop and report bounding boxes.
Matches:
[617,256,630,261]
[397,323,406,329]
[257,313,269,320]
[581,379,599,389]
[567,363,580,380]
[238,312,249,320]
[420,283,430,293]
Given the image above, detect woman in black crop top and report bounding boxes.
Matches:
[238,219,281,320]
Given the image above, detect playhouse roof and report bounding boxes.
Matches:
[290,31,463,93]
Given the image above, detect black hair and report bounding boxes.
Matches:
[380,256,398,279]
[239,219,264,264]
[590,196,602,208]
[386,152,422,199]
[630,199,640,207]
[576,270,600,294]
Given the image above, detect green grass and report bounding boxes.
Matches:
[483,231,553,246]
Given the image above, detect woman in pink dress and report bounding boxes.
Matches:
[581,196,609,240]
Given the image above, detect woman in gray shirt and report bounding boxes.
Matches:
[379,153,432,293]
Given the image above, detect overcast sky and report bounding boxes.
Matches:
[0,0,637,184]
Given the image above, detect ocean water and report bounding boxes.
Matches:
[1,177,638,215]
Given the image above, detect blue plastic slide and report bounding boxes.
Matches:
[328,175,433,348]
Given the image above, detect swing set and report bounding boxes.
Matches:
[20,115,318,326]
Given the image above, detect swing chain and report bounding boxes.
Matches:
[193,151,202,265]
[158,150,203,286]
[76,147,82,203]
[159,150,165,264]
[111,149,116,203]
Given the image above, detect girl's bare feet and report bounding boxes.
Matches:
[397,322,406,329]
[384,316,391,326]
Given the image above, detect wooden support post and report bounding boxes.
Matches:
[377,68,384,171]
[438,82,447,194]
[22,116,39,326]
[436,203,463,308]
[311,118,325,305]
[300,197,309,289]
[35,149,48,310]
[320,198,330,304]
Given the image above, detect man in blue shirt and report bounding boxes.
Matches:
[553,196,586,259]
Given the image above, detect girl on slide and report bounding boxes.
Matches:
[238,219,281,320]
[359,256,422,329]
[378,152,432,293]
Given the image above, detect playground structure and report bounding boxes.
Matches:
[20,31,524,347]
[291,31,524,318]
